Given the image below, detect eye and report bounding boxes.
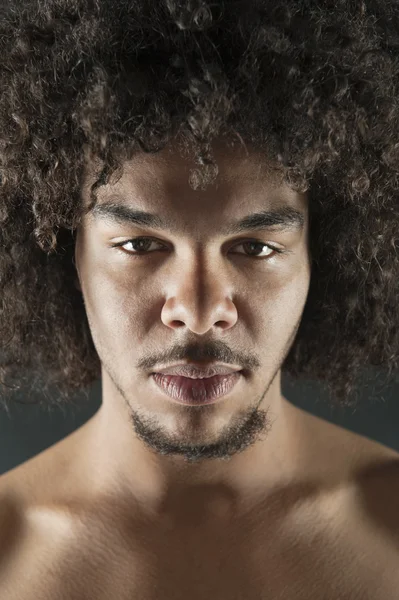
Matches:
[112,237,165,254]
[231,240,284,258]
[111,237,285,259]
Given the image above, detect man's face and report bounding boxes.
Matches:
[75,140,311,464]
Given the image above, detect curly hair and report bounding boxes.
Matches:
[0,0,399,413]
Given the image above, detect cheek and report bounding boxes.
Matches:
[273,267,311,330]
[249,264,311,336]
[80,267,151,349]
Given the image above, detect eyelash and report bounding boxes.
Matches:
[111,237,286,259]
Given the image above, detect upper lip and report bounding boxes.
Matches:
[152,362,242,379]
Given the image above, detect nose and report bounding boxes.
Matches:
[160,255,238,335]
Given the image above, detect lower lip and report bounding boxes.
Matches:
[151,372,242,405]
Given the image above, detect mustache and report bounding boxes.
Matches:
[137,340,260,372]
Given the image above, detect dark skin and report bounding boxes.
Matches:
[0,139,399,599]
[73,138,312,510]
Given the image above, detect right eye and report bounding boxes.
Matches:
[111,237,166,255]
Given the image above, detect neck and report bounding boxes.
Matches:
[77,378,314,517]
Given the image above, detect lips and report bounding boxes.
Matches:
[152,363,242,379]
[152,372,242,405]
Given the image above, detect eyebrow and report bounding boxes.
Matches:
[89,201,305,235]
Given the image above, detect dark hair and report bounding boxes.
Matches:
[1,0,399,412]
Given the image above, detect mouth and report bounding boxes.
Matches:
[151,371,242,406]
[152,362,242,379]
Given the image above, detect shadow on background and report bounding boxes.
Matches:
[0,368,398,476]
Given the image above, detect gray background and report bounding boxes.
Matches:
[0,368,398,476]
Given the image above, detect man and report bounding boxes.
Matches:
[0,1,398,598]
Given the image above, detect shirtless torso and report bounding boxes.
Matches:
[0,403,398,600]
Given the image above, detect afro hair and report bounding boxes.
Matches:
[1,0,399,412]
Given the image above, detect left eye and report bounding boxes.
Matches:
[112,237,283,259]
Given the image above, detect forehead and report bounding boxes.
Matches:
[81,138,307,216]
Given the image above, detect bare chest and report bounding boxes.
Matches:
[2,495,399,600]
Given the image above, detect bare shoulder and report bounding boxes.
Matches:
[0,463,35,588]
[0,449,50,544]
[300,401,399,482]
[0,423,88,561]
[299,403,399,541]
[0,483,24,566]
[0,431,89,589]
[0,444,69,512]
[0,413,94,505]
